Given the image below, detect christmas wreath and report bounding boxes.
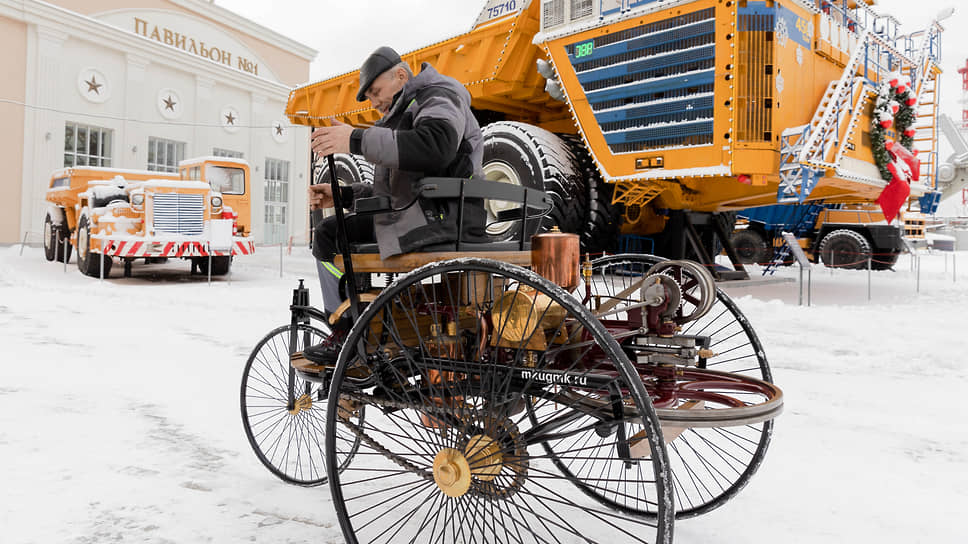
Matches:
[870,72,920,223]
[871,72,917,181]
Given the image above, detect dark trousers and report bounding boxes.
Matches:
[312,213,375,313]
[312,213,376,262]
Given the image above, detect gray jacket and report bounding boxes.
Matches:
[348,63,486,258]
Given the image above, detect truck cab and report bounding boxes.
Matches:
[178,157,252,238]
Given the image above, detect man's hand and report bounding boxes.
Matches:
[311,119,355,156]
[308,183,334,210]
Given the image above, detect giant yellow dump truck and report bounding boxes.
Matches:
[285,0,945,277]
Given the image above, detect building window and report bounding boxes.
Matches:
[147,137,186,173]
[264,158,290,244]
[64,122,113,167]
[213,148,244,159]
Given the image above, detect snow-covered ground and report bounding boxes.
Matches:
[1,244,965,543]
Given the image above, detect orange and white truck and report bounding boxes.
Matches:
[44,157,255,278]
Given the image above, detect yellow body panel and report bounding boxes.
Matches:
[285,4,565,128]
[46,168,178,233]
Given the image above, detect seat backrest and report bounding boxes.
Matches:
[418,177,552,212]
[352,177,552,251]
[418,177,552,251]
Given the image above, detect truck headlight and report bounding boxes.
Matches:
[211,196,223,208]
[131,194,145,206]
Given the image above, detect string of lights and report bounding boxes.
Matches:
[0,97,294,130]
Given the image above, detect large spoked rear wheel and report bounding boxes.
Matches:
[325,259,674,544]
[546,254,777,519]
[240,323,361,486]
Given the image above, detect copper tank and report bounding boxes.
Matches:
[531,227,580,292]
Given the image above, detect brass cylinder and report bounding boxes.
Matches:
[531,227,580,292]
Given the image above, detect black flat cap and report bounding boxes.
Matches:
[357,46,403,102]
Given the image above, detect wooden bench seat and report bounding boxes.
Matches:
[335,250,531,274]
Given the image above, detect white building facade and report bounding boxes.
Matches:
[0,0,316,245]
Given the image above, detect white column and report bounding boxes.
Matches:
[124,53,150,170]
[250,92,267,243]
[22,25,68,239]
[194,75,215,157]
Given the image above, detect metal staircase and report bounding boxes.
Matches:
[777,124,823,203]
[784,16,944,204]
[798,30,874,172]
[899,20,945,210]
[762,204,825,276]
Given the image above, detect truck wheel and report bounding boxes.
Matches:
[481,122,586,240]
[194,256,232,276]
[43,214,57,261]
[871,249,900,270]
[314,153,373,186]
[76,215,112,278]
[559,133,621,253]
[730,229,771,265]
[819,229,871,270]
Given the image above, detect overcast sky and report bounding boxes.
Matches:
[215,0,968,152]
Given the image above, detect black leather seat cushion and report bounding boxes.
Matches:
[349,241,530,254]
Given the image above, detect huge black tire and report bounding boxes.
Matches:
[559,133,622,254]
[76,215,112,278]
[481,122,587,240]
[730,228,772,265]
[194,256,232,276]
[314,153,374,187]
[819,229,871,269]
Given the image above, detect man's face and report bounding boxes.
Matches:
[365,68,408,116]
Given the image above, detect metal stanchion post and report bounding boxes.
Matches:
[798,264,804,306]
[867,255,872,302]
[99,250,104,281]
[916,254,921,293]
[279,243,284,278]
[208,252,212,285]
[63,238,68,273]
[808,267,812,307]
[954,253,957,283]
[20,231,29,256]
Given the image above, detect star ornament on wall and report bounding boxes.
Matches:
[86,76,103,95]
[272,118,290,143]
[157,89,182,120]
[220,106,241,133]
[77,68,110,104]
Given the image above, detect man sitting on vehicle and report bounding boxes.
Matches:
[304,46,486,363]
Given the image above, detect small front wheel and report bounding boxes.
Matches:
[240,323,361,486]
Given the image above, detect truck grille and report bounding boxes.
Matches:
[565,8,716,153]
[152,193,204,235]
[737,13,775,142]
